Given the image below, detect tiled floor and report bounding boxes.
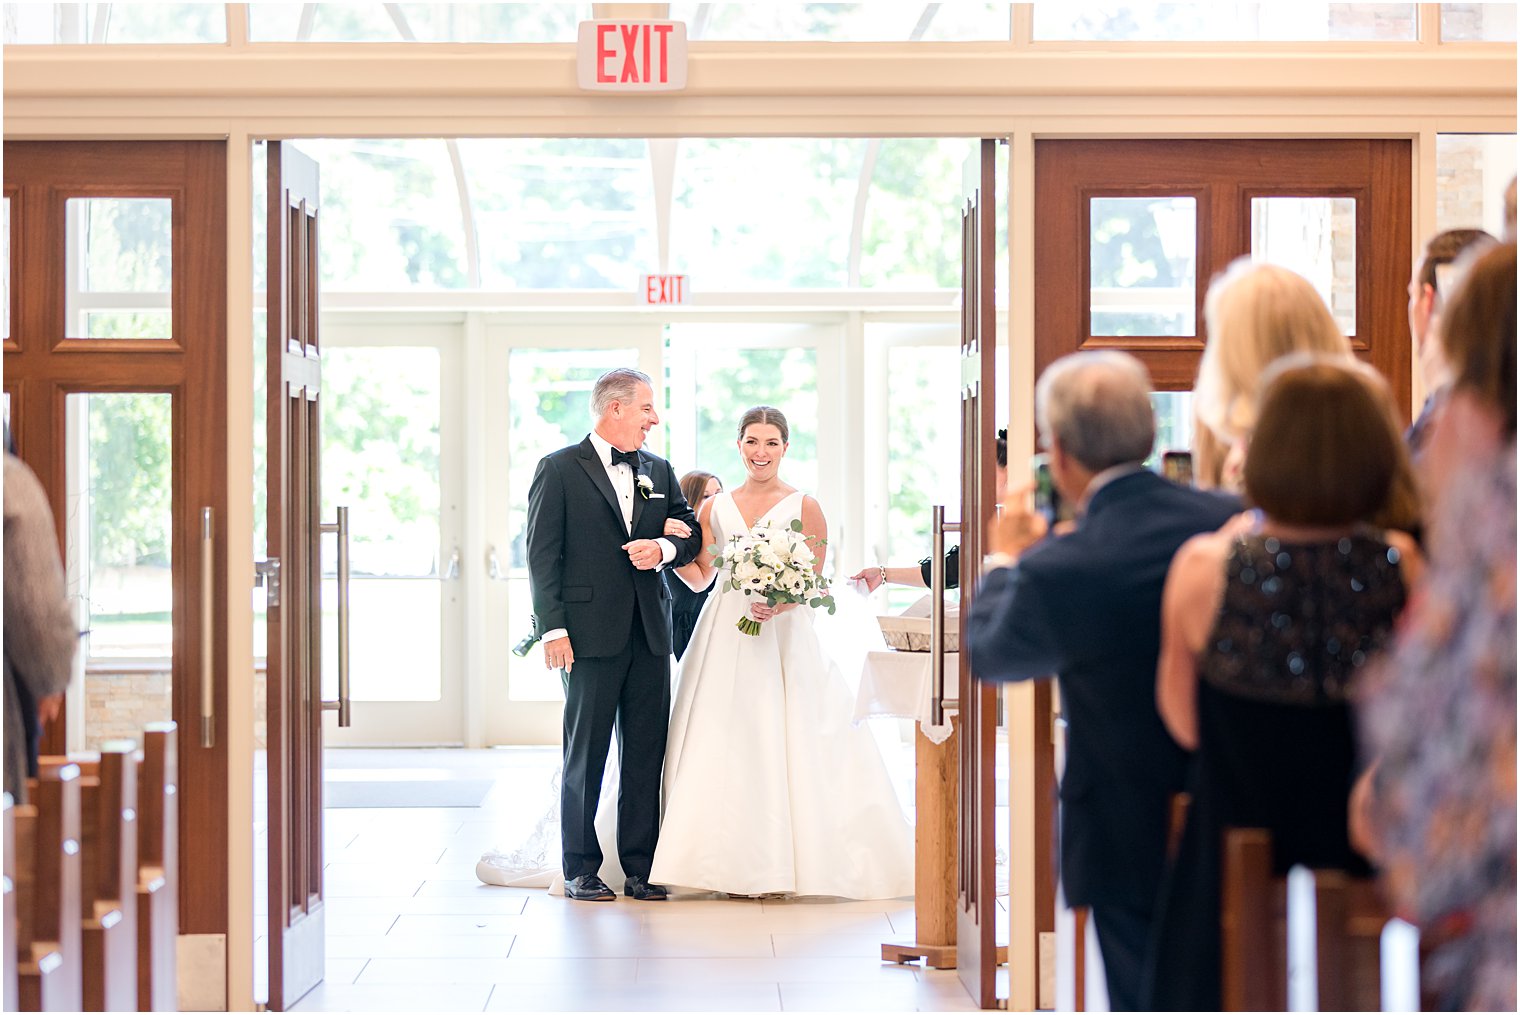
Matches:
[259,747,996,1012]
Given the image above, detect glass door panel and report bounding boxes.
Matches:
[485,323,663,745]
[319,323,460,744]
[62,391,174,750]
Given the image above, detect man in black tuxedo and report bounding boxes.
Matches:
[965,352,1237,1010]
[525,368,702,902]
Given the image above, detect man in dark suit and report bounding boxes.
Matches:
[966,351,1237,1010]
[526,367,702,902]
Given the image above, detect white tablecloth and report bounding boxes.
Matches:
[855,649,957,744]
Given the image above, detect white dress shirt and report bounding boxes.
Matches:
[539,433,677,646]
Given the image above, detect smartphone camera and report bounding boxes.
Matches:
[1031,453,1067,526]
[1161,450,1194,487]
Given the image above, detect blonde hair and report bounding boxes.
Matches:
[1193,260,1352,482]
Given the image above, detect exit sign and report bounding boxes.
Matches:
[577,21,688,92]
[641,274,692,305]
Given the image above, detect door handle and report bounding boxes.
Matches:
[930,505,962,726]
[200,508,215,748]
[444,547,461,581]
[319,506,352,727]
[487,546,505,581]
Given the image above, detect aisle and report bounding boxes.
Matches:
[268,747,982,1012]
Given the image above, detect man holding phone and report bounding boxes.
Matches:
[965,351,1237,1011]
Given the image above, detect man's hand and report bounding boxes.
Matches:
[848,567,886,592]
[622,538,665,570]
[989,483,1049,559]
[37,693,63,725]
[543,635,574,673]
[663,518,692,539]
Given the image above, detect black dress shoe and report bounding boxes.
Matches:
[623,875,668,901]
[564,874,616,901]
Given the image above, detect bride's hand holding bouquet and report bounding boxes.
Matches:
[713,519,837,636]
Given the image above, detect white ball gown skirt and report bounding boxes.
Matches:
[650,579,914,900]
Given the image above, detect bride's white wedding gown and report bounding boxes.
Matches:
[649,490,914,899]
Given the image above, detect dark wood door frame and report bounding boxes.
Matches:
[3,138,230,962]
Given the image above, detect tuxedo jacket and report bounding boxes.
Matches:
[966,470,1239,910]
[525,437,703,658]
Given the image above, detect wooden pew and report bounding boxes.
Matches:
[45,743,139,1012]
[1223,827,1391,1012]
[1311,869,1388,1011]
[136,722,178,1012]
[4,794,18,1012]
[16,763,83,1012]
[1221,827,1286,1011]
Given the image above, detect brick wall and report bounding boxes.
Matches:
[84,665,268,751]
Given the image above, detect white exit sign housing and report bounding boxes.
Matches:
[577,21,688,92]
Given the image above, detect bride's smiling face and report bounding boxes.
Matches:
[739,424,787,480]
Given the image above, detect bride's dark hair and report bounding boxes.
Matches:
[737,405,789,444]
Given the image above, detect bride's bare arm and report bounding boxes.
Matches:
[800,495,828,575]
[670,497,718,593]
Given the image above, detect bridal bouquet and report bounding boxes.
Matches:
[713,519,836,636]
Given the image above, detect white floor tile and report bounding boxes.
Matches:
[325,894,529,917]
[636,956,924,985]
[325,912,400,936]
[771,933,912,958]
[484,981,783,1012]
[287,982,492,1012]
[326,934,515,959]
[323,958,370,985]
[388,914,529,936]
[357,957,639,985]
[779,979,978,1012]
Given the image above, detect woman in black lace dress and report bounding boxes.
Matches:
[1144,357,1423,1011]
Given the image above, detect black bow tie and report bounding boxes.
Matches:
[610,448,640,469]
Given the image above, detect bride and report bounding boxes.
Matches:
[478,405,910,900]
[650,405,913,899]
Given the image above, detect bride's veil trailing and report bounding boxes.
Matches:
[811,577,889,699]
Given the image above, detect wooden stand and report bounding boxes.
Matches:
[883,719,960,969]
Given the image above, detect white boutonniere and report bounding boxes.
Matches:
[636,474,654,499]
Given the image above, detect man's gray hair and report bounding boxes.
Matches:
[590,367,654,419]
[1034,351,1156,472]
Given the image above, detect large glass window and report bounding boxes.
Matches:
[1089,196,1197,336]
[300,139,469,291]
[1440,3,1518,42]
[4,3,226,44]
[669,2,1011,41]
[860,138,980,289]
[1034,3,1417,42]
[1250,197,1358,335]
[247,3,588,43]
[65,197,173,340]
[463,139,656,291]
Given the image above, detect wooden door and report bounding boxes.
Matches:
[956,138,1001,1010]
[1034,139,1412,402]
[265,141,331,1010]
[2,139,229,994]
[1033,137,1412,1006]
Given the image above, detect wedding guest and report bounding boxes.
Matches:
[1146,356,1421,1011]
[965,352,1237,1011]
[4,452,78,803]
[850,429,1008,592]
[668,469,722,659]
[1192,259,1350,491]
[1406,228,1497,454]
[1357,242,1516,1011]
